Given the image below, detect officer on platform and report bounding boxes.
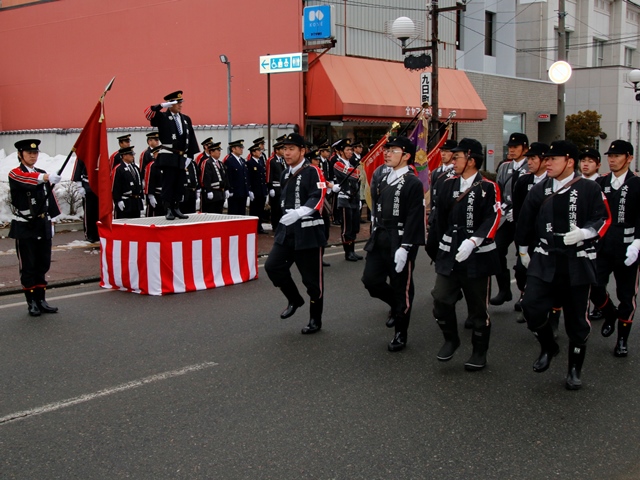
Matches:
[139,131,160,175]
[264,133,327,335]
[516,140,611,390]
[112,145,143,219]
[427,138,501,371]
[225,139,253,215]
[145,90,199,220]
[180,148,200,214]
[144,146,164,217]
[8,139,62,317]
[362,136,425,352]
[200,141,229,214]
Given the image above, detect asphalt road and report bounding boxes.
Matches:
[0,248,639,479]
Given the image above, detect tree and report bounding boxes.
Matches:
[565,110,604,150]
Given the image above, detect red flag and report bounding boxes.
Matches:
[73,100,112,229]
[362,133,390,185]
[427,127,450,173]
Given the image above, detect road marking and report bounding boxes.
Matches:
[0,288,110,310]
[0,361,219,426]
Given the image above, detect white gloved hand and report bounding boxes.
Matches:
[196,190,200,200]
[48,173,61,185]
[520,252,531,269]
[359,201,362,210]
[249,191,255,201]
[269,189,275,197]
[455,239,476,263]
[505,208,514,222]
[207,192,214,200]
[394,247,408,273]
[148,194,157,208]
[563,224,586,245]
[280,209,301,226]
[160,101,178,108]
[227,191,233,198]
[332,184,341,193]
[500,203,507,216]
[185,158,192,167]
[117,201,125,211]
[625,242,640,266]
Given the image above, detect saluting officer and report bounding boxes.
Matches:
[139,131,160,175]
[144,145,164,217]
[427,138,501,371]
[592,140,640,357]
[331,138,362,261]
[516,140,611,390]
[264,133,327,335]
[112,145,144,219]
[8,139,62,316]
[200,141,229,214]
[145,90,199,220]
[247,142,268,233]
[267,136,286,229]
[362,136,426,352]
[225,139,253,215]
[110,134,131,170]
[492,133,529,307]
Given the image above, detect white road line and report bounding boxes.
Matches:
[0,361,219,426]
[0,288,111,310]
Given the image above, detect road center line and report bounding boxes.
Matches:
[0,361,219,426]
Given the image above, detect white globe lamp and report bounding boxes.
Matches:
[548,60,572,84]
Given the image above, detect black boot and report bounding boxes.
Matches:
[352,243,363,260]
[549,308,561,339]
[301,298,323,334]
[37,287,58,314]
[588,307,603,321]
[436,317,461,361]
[164,202,175,220]
[388,331,407,352]
[279,284,305,319]
[514,291,524,312]
[565,342,587,390]
[489,271,513,305]
[532,322,559,373]
[344,243,358,262]
[465,325,491,371]
[386,309,396,328]
[600,298,618,337]
[25,289,41,317]
[614,320,632,357]
[172,203,189,219]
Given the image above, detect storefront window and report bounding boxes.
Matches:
[503,113,525,148]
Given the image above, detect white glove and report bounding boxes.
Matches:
[249,191,255,201]
[207,192,214,200]
[455,239,476,263]
[625,241,640,266]
[117,201,125,211]
[394,247,408,273]
[48,173,61,185]
[75,182,86,197]
[160,101,178,108]
[227,191,233,198]
[280,209,301,226]
[185,158,192,167]
[148,194,157,208]
[505,208,514,223]
[269,189,275,197]
[563,224,586,245]
[520,252,531,269]
[332,184,341,193]
[359,201,362,210]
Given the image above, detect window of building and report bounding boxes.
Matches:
[625,47,634,68]
[485,11,495,57]
[503,113,525,157]
[593,39,605,67]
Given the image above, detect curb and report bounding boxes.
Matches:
[0,221,84,238]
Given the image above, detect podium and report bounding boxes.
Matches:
[98,214,259,295]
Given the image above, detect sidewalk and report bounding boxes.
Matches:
[0,219,371,296]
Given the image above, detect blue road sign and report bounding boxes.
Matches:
[259,53,308,74]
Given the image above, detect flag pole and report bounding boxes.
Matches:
[426,110,455,151]
[398,102,429,137]
[56,76,116,176]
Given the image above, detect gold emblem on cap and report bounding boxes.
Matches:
[177,93,182,99]
[30,143,36,148]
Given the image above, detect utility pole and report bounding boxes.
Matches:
[431,0,440,142]
[557,0,567,139]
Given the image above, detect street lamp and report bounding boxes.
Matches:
[629,69,640,101]
[219,54,232,144]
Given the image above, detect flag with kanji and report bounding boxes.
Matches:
[73,99,112,229]
[408,114,431,193]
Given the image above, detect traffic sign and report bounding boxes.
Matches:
[259,53,308,74]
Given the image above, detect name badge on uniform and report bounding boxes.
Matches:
[317,182,326,189]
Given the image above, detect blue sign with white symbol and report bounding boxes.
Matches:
[259,53,308,74]
[303,5,334,41]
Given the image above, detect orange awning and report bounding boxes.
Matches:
[306,54,487,123]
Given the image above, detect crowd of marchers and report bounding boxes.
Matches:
[6,90,637,392]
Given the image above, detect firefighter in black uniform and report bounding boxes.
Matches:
[72,154,99,243]
[110,134,131,170]
[331,138,362,261]
[592,140,640,357]
[145,90,199,220]
[180,150,200,214]
[267,137,286,229]
[144,146,163,217]
[264,133,327,335]
[516,140,611,390]
[247,143,268,233]
[362,136,426,352]
[112,146,143,219]
[427,138,501,371]
[429,139,457,214]
[492,133,529,307]
[139,131,160,175]
[225,139,253,215]
[200,141,228,214]
[8,139,62,316]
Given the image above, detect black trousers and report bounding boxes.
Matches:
[522,272,591,345]
[161,165,186,204]
[494,221,516,274]
[227,195,248,215]
[146,202,164,217]
[180,188,197,214]
[83,191,99,241]
[269,193,282,229]
[514,255,527,292]
[249,195,266,226]
[432,271,491,331]
[362,239,415,333]
[114,198,142,219]
[201,198,224,214]
[264,241,323,306]
[16,237,52,289]
[591,253,640,321]
[341,206,360,243]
